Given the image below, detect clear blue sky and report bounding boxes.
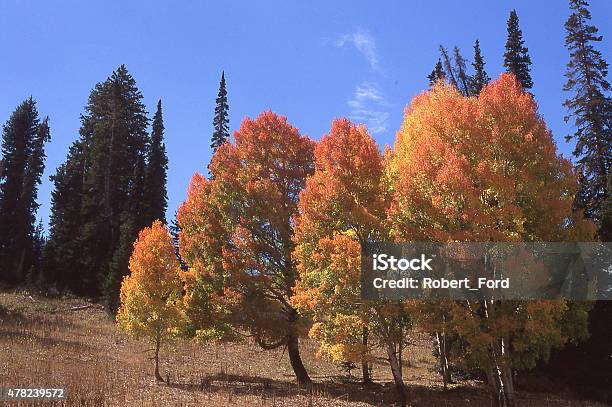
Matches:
[1,1,610,231]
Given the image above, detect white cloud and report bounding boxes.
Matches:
[347,82,390,135]
[335,29,379,71]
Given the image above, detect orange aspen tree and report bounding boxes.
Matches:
[116,220,186,381]
[292,118,413,405]
[182,111,315,384]
[176,173,236,342]
[388,74,595,406]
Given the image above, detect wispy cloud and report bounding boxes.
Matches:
[347,82,390,135]
[334,29,379,71]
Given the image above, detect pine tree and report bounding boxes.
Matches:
[543,2,612,401]
[504,10,534,90]
[25,220,45,289]
[0,98,50,283]
[428,59,445,87]
[563,0,610,227]
[50,65,149,304]
[143,100,168,225]
[44,140,86,292]
[211,71,230,153]
[472,40,490,94]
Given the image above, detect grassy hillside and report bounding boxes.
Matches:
[0,289,604,406]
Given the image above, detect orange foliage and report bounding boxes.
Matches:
[116,220,186,361]
[388,74,594,385]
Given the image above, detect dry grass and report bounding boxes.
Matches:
[0,289,605,406]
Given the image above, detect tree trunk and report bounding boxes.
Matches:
[486,366,504,407]
[436,331,451,390]
[362,327,373,385]
[154,330,163,381]
[500,337,515,407]
[287,333,311,385]
[387,341,407,406]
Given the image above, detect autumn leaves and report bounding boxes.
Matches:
[116,74,594,405]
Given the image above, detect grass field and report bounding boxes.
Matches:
[0,289,606,406]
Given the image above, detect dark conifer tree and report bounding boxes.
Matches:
[211,71,230,152]
[503,10,534,90]
[44,140,86,292]
[472,40,490,94]
[0,98,50,283]
[544,2,611,401]
[143,100,168,225]
[428,59,445,87]
[563,0,610,227]
[48,65,149,307]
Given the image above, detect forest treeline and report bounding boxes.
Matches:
[0,2,610,407]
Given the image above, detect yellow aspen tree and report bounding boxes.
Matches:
[116,220,186,381]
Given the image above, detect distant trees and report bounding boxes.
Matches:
[435,42,489,96]
[211,71,230,153]
[0,98,50,284]
[116,220,185,381]
[504,10,533,90]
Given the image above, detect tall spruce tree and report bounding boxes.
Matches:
[563,0,610,227]
[503,10,534,90]
[0,98,50,283]
[211,71,230,152]
[47,65,149,307]
[428,59,445,87]
[543,2,612,401]
[472,40,490,94]
[143,100,168,225]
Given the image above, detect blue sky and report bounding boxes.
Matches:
[0,1,610,231]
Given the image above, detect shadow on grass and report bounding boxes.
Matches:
[157,371,499,406]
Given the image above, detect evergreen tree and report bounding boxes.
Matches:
[44,140,86,292]
[49,65,149,305]
[543,2,612,402]
[428,59,445,87]
[504,10,534,90]
[563,0,610,227]
[472,39,490,94]
[143,100,168,225]
[211,71,229,152]
[25,220,45,289]
[0,98,50,283]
